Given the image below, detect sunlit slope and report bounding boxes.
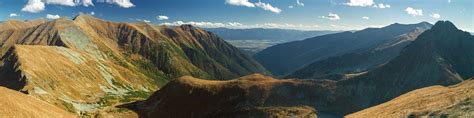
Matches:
[0,15,266,115]
[0,19,47,31]
[347,79,474,118]
[0,87,76,117]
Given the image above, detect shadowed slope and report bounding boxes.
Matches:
[130,74,336,117]
[255,22,432,76]
[288,28,427,80]
[73,14,267,80]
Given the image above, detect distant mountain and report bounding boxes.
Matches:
[205,28,338,41]
[206,28,339,54]
[288,27,427,80]
[347,79,474,117]
[0,15,266,115]
[131,21,474,117]
[0,19,46,31]
[254,22,433,76]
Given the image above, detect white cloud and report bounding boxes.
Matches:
[289,0,304,8]
[22,0,133,13]
[362,16,370,20]
[161,21,226,28]
[9,13,19,17]
[143,20,151,23]
[90,11,95,15]
[46,14,60,19]
[430,13,441,19]
[448,0,451,3]
[225,0,281,14]
[373,3,390,9]
[345,0,390,9]
[160,21,320,30]
[319,12,340,20]
[405,7,423,16]
[296,0,304,7]
[157,15,169,20]
[225,0,255,7]
[82,0,94,6]
[346,0,374,7]
[44,0,77,6]
[254,2,282,14]
[97,0,134,8]
[22,0,45,13]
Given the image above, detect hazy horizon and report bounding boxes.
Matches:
[1,0,473,32]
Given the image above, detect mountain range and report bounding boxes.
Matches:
[254,22,433,76]
[0,16,472,117]
[0,15,266,116]
[125,21,474,117]
[205,28,338,41]
[206,28,339,55]
[287,25,427,80]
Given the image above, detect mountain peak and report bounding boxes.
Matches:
[385,22,433,29]
[73,13,98,21]
[431,20,458,32]
[176,24,202,32]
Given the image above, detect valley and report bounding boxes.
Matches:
[206,28,339,55]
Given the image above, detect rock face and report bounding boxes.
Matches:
[0,87,76,117]
[254,22,432,76]
[288,28,426,80]
[347,79,474,118]
[0,15,266,115]
[130,74,330,118]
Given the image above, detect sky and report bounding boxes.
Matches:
[0,0,472,32]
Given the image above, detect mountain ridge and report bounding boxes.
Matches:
[254,22,433,76]
[0,15,267,115]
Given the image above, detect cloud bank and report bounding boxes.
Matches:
[22,0,134,13]
[405,7,423,16]
[319,13,341,20]
[225,0,281,14]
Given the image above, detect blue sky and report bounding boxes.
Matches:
[0,0,472,32]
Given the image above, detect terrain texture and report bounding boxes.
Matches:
[0,15,266,115]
